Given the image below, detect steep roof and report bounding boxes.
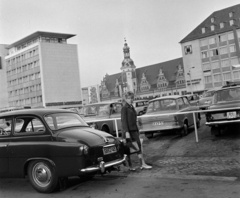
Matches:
[136,57,183,86]
[180,4,240,43]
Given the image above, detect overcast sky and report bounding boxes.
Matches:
[1,0,240,87]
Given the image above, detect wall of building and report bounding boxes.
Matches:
[181,40,205,93]
[40,43,82,105]
[0,44,9,108]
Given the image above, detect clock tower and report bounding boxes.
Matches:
[121,39,137,94]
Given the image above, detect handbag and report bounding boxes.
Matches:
[126,139,140,154]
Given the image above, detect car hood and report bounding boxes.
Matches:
[55,127,116,146]
[209,101,240,111]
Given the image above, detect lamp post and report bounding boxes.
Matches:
[187,67,195,95]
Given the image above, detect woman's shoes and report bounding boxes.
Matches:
[140,164,152,170]
[129,167,136,171]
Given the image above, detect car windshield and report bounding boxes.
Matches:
[214,87,240,103]
[147,99,177,113]
[203,91,215,97]
[83,104,109,116]
[44,112,88,132]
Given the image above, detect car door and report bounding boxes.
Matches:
[0,116,12,177]
[182,96,194,126]
[8,115,53,177]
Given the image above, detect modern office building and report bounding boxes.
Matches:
[180,4,240,93]
[0,44,9,109]
[5,31,82,108]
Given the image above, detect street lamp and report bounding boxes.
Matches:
[187,67,195,95]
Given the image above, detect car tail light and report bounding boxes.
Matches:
[79,145,89,155]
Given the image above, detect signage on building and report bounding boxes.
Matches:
[46,101,82,107]
[186,78,201,85]
[184,45,192,55]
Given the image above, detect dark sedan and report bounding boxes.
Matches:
[0,109,126,193]
[205,85,240,136]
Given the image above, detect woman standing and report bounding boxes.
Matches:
[121,91,152,170]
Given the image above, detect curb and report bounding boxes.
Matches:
[104,172,238,182]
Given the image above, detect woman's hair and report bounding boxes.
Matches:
[122,91,134,105]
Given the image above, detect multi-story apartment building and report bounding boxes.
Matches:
[180,4,240,93]
[0,44,9,109]
[5,31,82,108]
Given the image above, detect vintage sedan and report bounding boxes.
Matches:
[185,94,200,106]
[83,102,123,136]
[138,95,200,139]
[0,109,126,193]
[205,85,240,136]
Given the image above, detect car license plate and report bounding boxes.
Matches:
[227,112,236,118]
[152,121,164,126]
[103,146,117,155]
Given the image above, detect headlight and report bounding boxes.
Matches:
[79,145,89,155]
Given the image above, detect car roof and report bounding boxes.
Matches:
[0,108,75,117]
[216,85,240,92]
[149,95,184,102]
[133,99,149,102]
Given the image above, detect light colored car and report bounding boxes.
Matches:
[199,89,218,110]
[82,102,123,136]
[185,94,200,106]
[133,100,149,116]
[138,95,200,139]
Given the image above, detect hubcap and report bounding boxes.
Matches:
[32,162,51,187]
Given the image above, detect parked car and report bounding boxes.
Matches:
[137,95,201,139]
[199,88,218,110]
[185,94,200,106]
[205,84,240,136]
[0,109,126,193]
[83,102,123,136]
[132,99,149,116]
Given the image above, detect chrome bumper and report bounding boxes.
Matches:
[139,125,182,134]
[80,154,127,173]
[206,120,240,126]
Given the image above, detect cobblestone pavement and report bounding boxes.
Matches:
[118,118,240,178]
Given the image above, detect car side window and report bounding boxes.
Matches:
[0,117,12,136]
[183,97,190,106]
[177,98,184,109]
[14,116,45,135]
[110,103,122,115]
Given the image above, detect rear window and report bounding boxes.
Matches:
[214,87,240,103]
[147,99,177,113]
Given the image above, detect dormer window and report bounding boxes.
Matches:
[229,12,233,17]
[210,25,215,31]
[211,17,215,23]
[220,22,224,28]
[202,27,206,34]
[230,19,235,26]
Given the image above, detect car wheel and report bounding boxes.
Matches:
[101,125,110,133]
[145,132,153,139]
[180,124,188,136]
[27,160,58,193]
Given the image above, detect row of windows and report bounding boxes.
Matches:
[202,57,239,71]
[9,84,42,97]
[204,71,240,84]
[6,60,40,76]
[9,96,42,106]
[200,31,240,47]
[201,44,237,58]
[14,36,67,52]
[202,18,240,34]
[7,72,41,87]
[6,48,39,66]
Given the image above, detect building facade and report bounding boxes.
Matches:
[180,4,240,93]
[99,41,187,101]
[0,44,9,109]
[4,31,82,109]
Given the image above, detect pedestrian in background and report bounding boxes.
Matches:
[121,91,152,170]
